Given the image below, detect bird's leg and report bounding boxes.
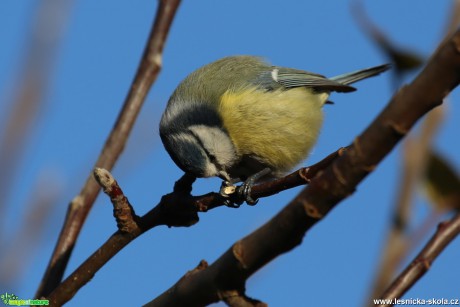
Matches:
[220,168,271,207]
[237,167,271,206]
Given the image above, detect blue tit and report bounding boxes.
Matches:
[159,56,389,205]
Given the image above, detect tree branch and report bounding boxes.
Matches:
[36,0,182,298]
[376,212,460,307]
[145,28,460,306]
[45,149,343,306]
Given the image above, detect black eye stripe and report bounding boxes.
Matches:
[187,129,217,164]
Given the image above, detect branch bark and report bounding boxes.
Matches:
[376,212,460,307]
[145,29,460,306]
[36,0,182,298]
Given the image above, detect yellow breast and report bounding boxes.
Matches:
[219,87,328,175]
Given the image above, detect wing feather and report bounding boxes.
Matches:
[275,68,356,93]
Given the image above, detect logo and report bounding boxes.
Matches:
[1,292,49,306]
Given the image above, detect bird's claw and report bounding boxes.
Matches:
[223,198,242,208]
[237,182,258,206]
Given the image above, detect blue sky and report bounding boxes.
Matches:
[0,1,459,306]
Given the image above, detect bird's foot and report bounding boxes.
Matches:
[220,168,271,207]
[236,168,271,206]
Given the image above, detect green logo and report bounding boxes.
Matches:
[1,292,49,306]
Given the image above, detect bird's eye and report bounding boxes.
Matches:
[208,153,217,164]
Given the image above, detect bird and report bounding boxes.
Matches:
[159,55,389,205]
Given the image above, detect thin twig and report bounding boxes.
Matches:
[36,0,182,298]
[376,213,460,307]
[93,168,140,233]
[351,0,424,81]
[145,29,460,306]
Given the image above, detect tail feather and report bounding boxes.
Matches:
[331,64,391,85]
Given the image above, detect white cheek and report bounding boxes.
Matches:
[188,125,237,168]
